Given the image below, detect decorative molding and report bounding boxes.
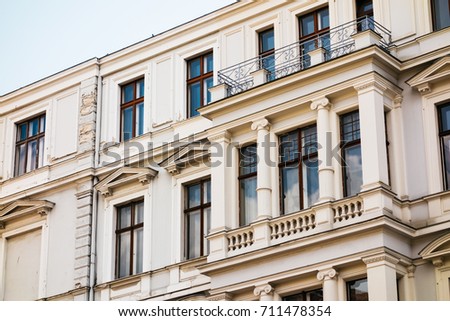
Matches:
[407,265,416,278]
[353,80,387,94]
[208,130,231,144]
[432,257,444,268]
[417,83,431,95]
[159,140,210,175]
[420,233,450,260]
[0,200,55,229]
[362,253,399,266]
[254,284,274,296]
[208,293,233,301]
[393,94,403,109]
[317,268,338,281]
[310,97,331,111]
[251,118,270,131]
[407,56,450,92]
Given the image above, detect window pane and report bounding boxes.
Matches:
[300,14,315,37]
[136,103,144,136]
[433,0,450,30]
[188,58,201,79]
[122,83,134,103]
[280,131,299,162]
[204,180,211,203]
[122,107,133,141]
[26,140,37,172]
[204,54,213,73]
[204,77,213,105]
[38,137,45,168]
[188,82,201,117]
[240,176,257,225]
[303,157,319,207]
[281,166,300,214]
[240,145,258,175]
[136,79,144,99]
[17,123,27,141]
[187,210,201,259]
[133,227,144,274]
[318,8,329,30]
[15,144,26,176]
[28,118,39,137]
[187,183,201,208]
[341,111,360,142]
[118,205,132,229]
[442,135,450,188]
[39,115,46,133]
[344,144,363,196]
[347,278,368,301]
[135,202,144,224]
[118,231,131,278]
[204,207,211,255]
[302,126,317,156]
[440,104,450,132]
[259,28,274,53]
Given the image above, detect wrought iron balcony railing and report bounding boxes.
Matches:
[217,16,392,97]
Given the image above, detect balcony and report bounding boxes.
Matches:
[215,17,391,98]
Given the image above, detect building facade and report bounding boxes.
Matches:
[1,0,450,301]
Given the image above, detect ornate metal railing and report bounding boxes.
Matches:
[218,16,391,96]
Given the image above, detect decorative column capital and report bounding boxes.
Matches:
[310,97,332,111]
[254,284,274,296]
[317,268,338,281]
[393,94,403,109]
[362,253,399,266]
[416,83,431,95]
[432,257,444,268]
[208,130,231,144]
[354,80,387,94]
[407,265,416,278]
[251,118,270,131]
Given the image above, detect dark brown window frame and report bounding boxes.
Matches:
[438,102,450,190]
[258,27,275,70]
[298,7,330,42]
[278,125,318,214]
[282,288,324,301]
[340,110,362,197]
[120,77,144,142]
[346,277,369,301]
[14,114,46,177]
[115,200,144,279]
[184,178,211,259]
[431,0,450,31]
[356,0,374,19]
[238,143,258,226]
[186,52,213,118]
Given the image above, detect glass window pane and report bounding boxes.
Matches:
[318,8,329,30]
[188,58,201,79]
[136,79,144,99]
[122,107,133,141]
[240,145,258,175]
[28,118,39,137]
[300,14,315,37]
[440,104,450,132]
[122,83,134,103]
[17,123,27,141]
[204,54,213,73]
[26,140,37,172]
[204,207,211,255]
[442,135,450,188]
[282,166,300,214]
[133,227,144,274]
[433,0,450,30]
[302,126,317,156]
[134,202,144,224]
[187,183,201,208]
[40,115,46,133]
[280,132,299,162]
[347,278,368,301]
[188,82,201,117]
[118,205,132,229]
[38,137,45,168]
[259,28,274,53]
[344,144,363,196]
[204,180,211,203]
[240,176,257,225]
[303,157,319,207]
[187,210,201,259]
[136,103,144,136]
[15,144,26,176]
[118,231,131,278]
[204,77,214,105]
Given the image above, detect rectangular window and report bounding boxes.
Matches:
[187,52,213,118]
[438,102,450,189]
[283,288,323,301]
[15,114,46,176]
[116,200,144,278]
[299,7,330,66]
[258,28,275,79]
[431,0,450,31]
[185,179,211,259]
[341,111,363,197]
[356,0,374,31]
[239,144,258,226]
[120,78,145,142]
[279,125,319,214]
[347,278,369,301]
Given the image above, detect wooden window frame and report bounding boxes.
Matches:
[14,114,46,177]
[184,178,211,259]
[120,77,144,142]
[356,0,374,19]
[186,52,213,118]
[431,0,450,31]
[115,200,144,279]
[258,27,275,70]
[298,7,330,42]
[346,277,369,301]
[238,144,258,226]
[278,125,318,214]
[438,102,450,190]
[282,288,324,301]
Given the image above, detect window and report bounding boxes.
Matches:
[259,28,275,79]
[341,111,363,197]
[347,278,368,301]
[120,78,144,142]
[187,52,213,118]
[438,102,450,189]
[115,201,144,278]
[184,179,211,259]
[356,0,374,31]
[299,7,330,66]
[431,0,450,31]
[279,125,319,214]
[15,114,46,176]
[239,144,258,225]
[283,288,323,301]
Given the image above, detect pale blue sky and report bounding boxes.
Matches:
[0,0,236,95]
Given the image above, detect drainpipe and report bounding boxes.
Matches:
[89,60,102,301]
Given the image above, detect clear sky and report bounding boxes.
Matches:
[0,0,236,96]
